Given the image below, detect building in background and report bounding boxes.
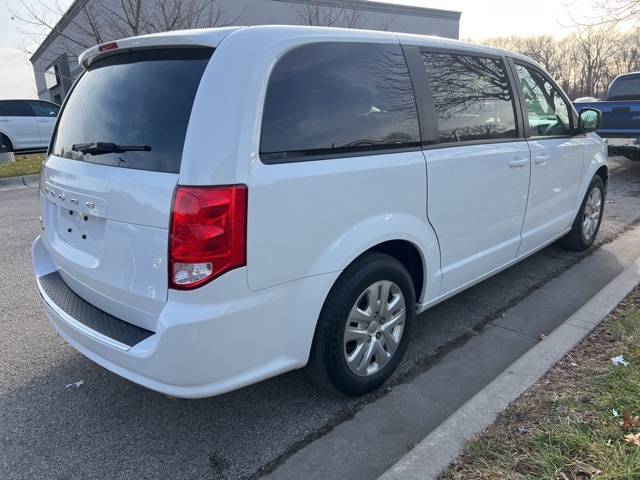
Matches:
[30,0,460,103]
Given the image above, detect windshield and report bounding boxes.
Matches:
[52,48,213,173]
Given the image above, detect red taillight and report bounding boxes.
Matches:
[98,42,118,52]
[169,185,247,289]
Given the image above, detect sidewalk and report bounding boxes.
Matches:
[264,224,640,480]
[380,254,640,480]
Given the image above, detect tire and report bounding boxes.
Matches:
[558,175,605,251]
[0,134,12,153]
[305,252,415,397]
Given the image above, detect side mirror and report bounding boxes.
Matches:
[578,108,602,133]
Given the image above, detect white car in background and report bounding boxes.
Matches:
[0,99,60,152]
[573,96,601,103]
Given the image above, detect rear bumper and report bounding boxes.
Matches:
[32,236,339,398]
[607,143,640,158]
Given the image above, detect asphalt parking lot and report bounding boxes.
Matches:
[1,157,640,479]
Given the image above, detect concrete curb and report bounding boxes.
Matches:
[0,174,40,189]
[379,256,640,480]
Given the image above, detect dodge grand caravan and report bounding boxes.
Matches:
[32,25,608,398]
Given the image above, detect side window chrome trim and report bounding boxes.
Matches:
[422,137,528,151]
[260,144,422,165]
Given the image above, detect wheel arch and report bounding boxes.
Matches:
[368,240,425,303]
[595,164,609,194]
[0,132,13,151]
[572,147,608,215]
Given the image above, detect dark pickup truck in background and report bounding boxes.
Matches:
[574,71,640,160]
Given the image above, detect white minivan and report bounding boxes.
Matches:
[32,26,607,398]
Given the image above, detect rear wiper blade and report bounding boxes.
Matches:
[71,142,151,155]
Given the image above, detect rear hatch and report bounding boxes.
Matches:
[39,46,214,332]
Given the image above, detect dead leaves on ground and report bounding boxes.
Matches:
[624,432,640,446]
[557,460,602,479]
[620,411,640,432]
[619,411,640,446]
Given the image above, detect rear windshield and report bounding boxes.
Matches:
[608,76,640,101]
[52,48,213,173]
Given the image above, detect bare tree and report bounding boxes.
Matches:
[340,1,367,29]
[609,26,640,76]
[553,39,581,98]
[589,0,640,24]
[292,0,384,29]
[523,35,564,79]
[138,0,241,33]
[10,0,243,86]
[11,0,105,52]
[11,0,242,57]
[292,0,342,26]
[478,25,625,100]
[571,25,619,97]
[480,35,528,53]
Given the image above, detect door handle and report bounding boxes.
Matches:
[534,154,550,165]
[612,106,630,114]
[509,158,529,168]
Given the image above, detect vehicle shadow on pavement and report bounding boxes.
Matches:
[0,243,609,480]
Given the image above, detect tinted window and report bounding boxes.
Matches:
[30,101,59,117]
[52,48,213,173]
[608,77,640,101]
[0,100,35,117]
[260,43,420,162]
[515,64,571,137]
[421,52,517,144]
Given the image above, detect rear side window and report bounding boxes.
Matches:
[0,100,35,117]
[52,48,213,173]
[608,76,640,101]
[421,52,517,144]
[260,43,420,162]
[30,101,59,118]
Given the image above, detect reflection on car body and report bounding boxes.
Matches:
[32,26,608,399]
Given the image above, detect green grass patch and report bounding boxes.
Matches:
[439,287,640,480]
[0,153,45,179]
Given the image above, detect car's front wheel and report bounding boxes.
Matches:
[306,252,415,396]
[559,175,605,251]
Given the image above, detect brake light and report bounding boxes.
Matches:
[98,42,118,52]
[169,185,247,289]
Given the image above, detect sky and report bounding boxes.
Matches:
[0,0,601,99]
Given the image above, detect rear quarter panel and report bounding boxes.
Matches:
[245,152,438,295]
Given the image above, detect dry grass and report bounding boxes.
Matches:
[439,287,640,480]
[0,153,45,179]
